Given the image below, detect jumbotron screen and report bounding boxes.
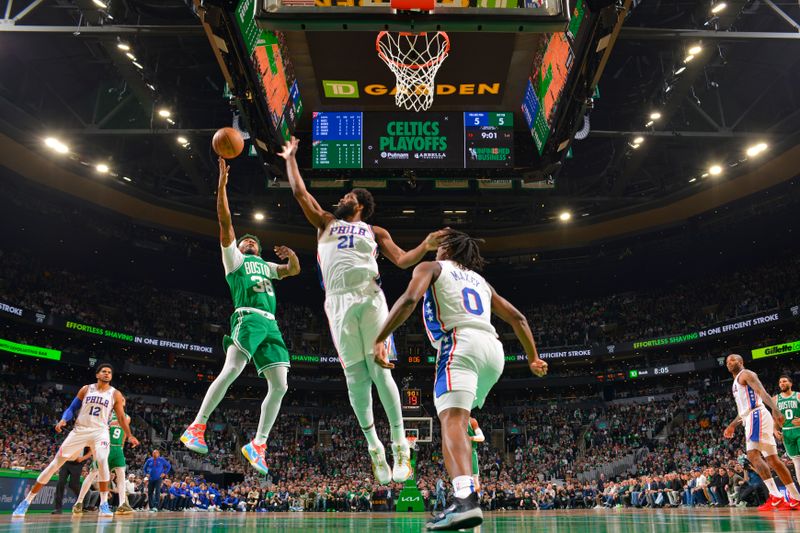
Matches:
[312,111,514,169]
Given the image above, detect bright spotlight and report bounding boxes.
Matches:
[746,142,768,157]
[96,163,110,174]
[633,136,644,144]
[645,120,654,127]
[684,55,695,63]
[132,61,143,69]
[44,137,69,154]
[649,112,662,120]
[708,164,723,176]
[125,52,136,61]
[177,136,189,145]
[711,2,726,13]
[158,109,171,118]
[92,0,107,7]
[675,66,686,75]
[117,43,130,51]
[559,211,571,222]
[254,212,265,221]
[689,45,702,55]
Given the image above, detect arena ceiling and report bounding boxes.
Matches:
[0,0,799,246]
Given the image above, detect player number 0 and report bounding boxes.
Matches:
[786,410,794,421]
[461,287,484,315]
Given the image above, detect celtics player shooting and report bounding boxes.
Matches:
[373,229,548,530]
[74,411,133,515]
[181,157,301,476]
[279,136,446,485]
[775,375,800,482]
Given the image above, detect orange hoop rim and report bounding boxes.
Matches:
[376,31,450,71]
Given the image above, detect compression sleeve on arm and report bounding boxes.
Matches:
[61,396,82,422]
[221,242,245,275]
[472,428,485,442]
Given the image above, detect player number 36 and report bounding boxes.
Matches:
[250,275,274,295]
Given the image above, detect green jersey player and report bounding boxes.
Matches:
[467,417,484,492]
[775,375,800,481]
[181,157,301,476]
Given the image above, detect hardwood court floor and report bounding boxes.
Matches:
[1,508,798,532]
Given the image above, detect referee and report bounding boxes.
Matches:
[53,448,91,514]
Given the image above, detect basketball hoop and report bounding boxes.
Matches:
[376,31,450,112]
[406,435,418,450]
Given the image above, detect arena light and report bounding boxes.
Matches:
[746,142,768,157]
[689,45,702,55]
[132,61,143,70]
[633,136,644,144]
[254,212,265,221]
[402,209,415,214]
[708,164,723,176]
[96,163,110,174]
[44,137,69,154]
[645,120,654,127]
[684,54,695,63]
[177,136,189,145]
[117,43,130,51]
[125,52,136,61]
[92,0,107,7]
[146,83,156,91]
[675,66,686,75]
[559,211,572,222]
[166,118,175,125]
[649,112,661,120]
[158,109,171,118]
[689,177,697,183]
[711,2,726,13]
[122,176,132,182]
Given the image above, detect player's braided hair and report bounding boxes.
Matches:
[441,229,486,272]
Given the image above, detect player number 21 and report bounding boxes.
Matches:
[337,235,354,249]
[461,288,484,315]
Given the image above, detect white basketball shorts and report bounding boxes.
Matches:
[433,327,504,414]
[324,281,396,369]
[58,426,111,462]
[744,406,777,455]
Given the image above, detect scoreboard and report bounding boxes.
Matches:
[312,112,514,169]
[403,388,422,413]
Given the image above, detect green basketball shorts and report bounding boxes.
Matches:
[224,310,290,376]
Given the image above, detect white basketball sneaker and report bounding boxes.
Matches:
[368,445,392,485]
[391,440,412,483]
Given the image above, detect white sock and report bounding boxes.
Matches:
[344,362,382,449]
[764,478,782,498]
[787,482,800,500]
[100,491,109,504]
[452,475,476,499]
[77,470,97,505]
[793,457,800,487]
[254,367,288,446]
[194,346,247,425]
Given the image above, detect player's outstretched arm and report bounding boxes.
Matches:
[217,157,236,247]
[373,227,448,270]
[113,391,140,447]
[373,261,442,368]
[273,245,301,278]
[57,385,89,433]
[490,287,547,378]
[278,136,335,231]
[743,370,785,426]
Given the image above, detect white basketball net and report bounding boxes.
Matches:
[376,31,450,112]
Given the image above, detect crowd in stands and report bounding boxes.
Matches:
[4,360,800,513]
[1,249,798,355]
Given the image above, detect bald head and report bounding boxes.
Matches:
[726,353,744,375]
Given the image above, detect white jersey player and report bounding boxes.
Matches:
[374,229,547,530]
[723,354,800,510]
[13,363,139,518]
[280,136,445,485]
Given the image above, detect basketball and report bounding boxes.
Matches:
[212,127,244,159]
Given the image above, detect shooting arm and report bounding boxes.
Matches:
[374,261,440,344]
[216,158,235,247]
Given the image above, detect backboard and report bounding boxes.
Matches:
[256,0,571,32]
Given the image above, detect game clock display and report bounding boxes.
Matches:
[403,388,422,409]
[312,112,513,169]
